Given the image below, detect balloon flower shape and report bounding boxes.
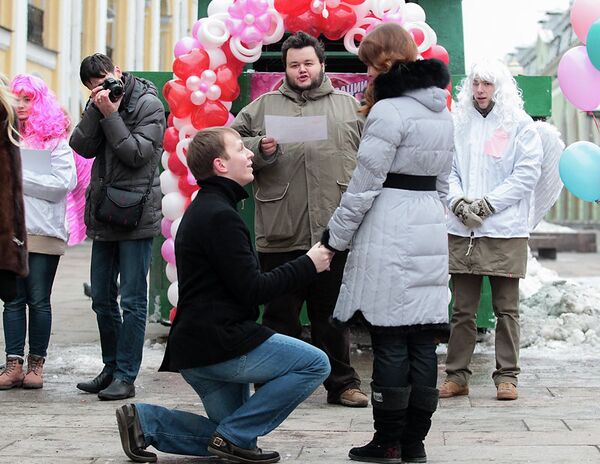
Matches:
[226,0,273,45]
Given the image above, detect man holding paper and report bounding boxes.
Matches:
[232,31,367,408]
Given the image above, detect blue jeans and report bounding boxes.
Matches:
[135,334,330,456]
[90,239,152,383]
[3,253,60,358]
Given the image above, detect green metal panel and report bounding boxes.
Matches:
[417,0,465,75]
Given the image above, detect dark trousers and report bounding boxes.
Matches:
[259,250,360,399]
[369,329,438,389]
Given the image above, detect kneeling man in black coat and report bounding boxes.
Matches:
[115,126,332,464]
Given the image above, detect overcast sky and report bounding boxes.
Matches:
[461,0,571,69]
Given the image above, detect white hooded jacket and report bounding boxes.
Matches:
[22,137,77,243]
[447,104,543,238]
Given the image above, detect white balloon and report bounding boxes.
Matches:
[179,123,199,141]
[191,190,199,201]
[222,101,233,110]
[162,191,187,221]
[160,169,180,195]
[172,116,191,130]
[167,281,179,307]
[207,0,234,16]
[170,217,182,239]
[206,84,222,100]
[262,9,285,45]
[403,3,426,22]
[202,69,217,84]
[176,138,191,167]
[197,16,230,49]
[161,151,170,170]
[229,37,262,63]
[191,90,207,105]
[207,47,227,69]
[186,75,202,91]
[165,263,178,283]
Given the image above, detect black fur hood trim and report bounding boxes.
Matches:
[373,59,450,102]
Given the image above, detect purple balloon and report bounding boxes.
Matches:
[558,46,600,111]
[161,238,176,264]
[161,217,173,239]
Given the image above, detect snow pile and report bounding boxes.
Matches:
[520,279,600,350]
[532,220,576,234]
[519,252,561,299]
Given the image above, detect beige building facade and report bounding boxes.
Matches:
[0,0,198,120]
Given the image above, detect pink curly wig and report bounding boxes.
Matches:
[10,74,69,148]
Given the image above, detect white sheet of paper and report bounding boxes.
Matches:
[20,149,52,175]
[264,115,328,144]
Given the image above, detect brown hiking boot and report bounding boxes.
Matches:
[329,388,369,407]
[0,356,25,390]
[496,382,518,401]
[439,381,469,398]
[23,355,45,389]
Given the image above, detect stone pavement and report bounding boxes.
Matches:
[0,241,600,463]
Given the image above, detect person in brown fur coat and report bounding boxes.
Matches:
[0,74,27,303]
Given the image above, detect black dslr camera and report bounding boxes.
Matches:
[102,77,124,102]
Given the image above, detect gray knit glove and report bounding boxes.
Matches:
[452,198,483,228]
[469,197,495,219]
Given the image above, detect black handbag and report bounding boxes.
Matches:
[94,153,156,230]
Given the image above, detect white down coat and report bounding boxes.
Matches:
[327,60,454,328]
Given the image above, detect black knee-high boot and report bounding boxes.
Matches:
[401,385,439,463]
[349,383,411,463]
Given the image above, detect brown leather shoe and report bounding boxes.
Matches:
[439,381,469,398]
[497,382,518,401]
[332,388,369,407]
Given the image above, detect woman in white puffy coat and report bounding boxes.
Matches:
[0,75,76,390]
[322,23,454,464]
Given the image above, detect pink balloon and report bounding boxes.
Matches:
[192,20,202,39]
[558,46,600,111]
[174,36,202,58]
[571,0,600,44]
[161,217,173,239]
[161,238,176,264]
[226,112,235,126]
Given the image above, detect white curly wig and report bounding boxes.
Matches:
[454,59,525,130]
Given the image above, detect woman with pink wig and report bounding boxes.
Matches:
[0,74,76,390]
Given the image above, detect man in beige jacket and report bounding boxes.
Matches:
[232,32,367,407]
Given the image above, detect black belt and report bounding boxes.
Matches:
[382,173,437,191]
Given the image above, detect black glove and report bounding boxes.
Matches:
[452,198,483,228]
[469,197,495,219]
[320,229,342,252]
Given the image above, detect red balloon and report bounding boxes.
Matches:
[173,48,210,81]
[162,81,172,101]
[319,5,356,41]
[166,80,193,118]
[274,0,307,15]
[169,307,177,324]
[178,175,199,197]
[446,82,453,111]
[191,100,229,130]
[284,10,321,38]
[222,40,246,75]
[163,126,179,153]
[215,65,241,101]
[167,152,188,176]
[422,44,450,65]
[409,28,425,47]
[167,113,174,127]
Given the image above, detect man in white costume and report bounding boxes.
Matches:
[440,60,543,401]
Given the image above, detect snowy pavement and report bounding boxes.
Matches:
[0,239,599,463]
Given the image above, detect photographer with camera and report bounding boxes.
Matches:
[69,53,165,401]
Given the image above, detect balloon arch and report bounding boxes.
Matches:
[159,0,449,320]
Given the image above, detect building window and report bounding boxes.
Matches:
[27,4,44,46]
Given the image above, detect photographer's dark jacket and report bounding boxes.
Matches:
[160,176,318,371]
[69,73,165,241]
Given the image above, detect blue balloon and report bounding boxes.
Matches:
[587,19,600,71]
[559,141,600,202]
